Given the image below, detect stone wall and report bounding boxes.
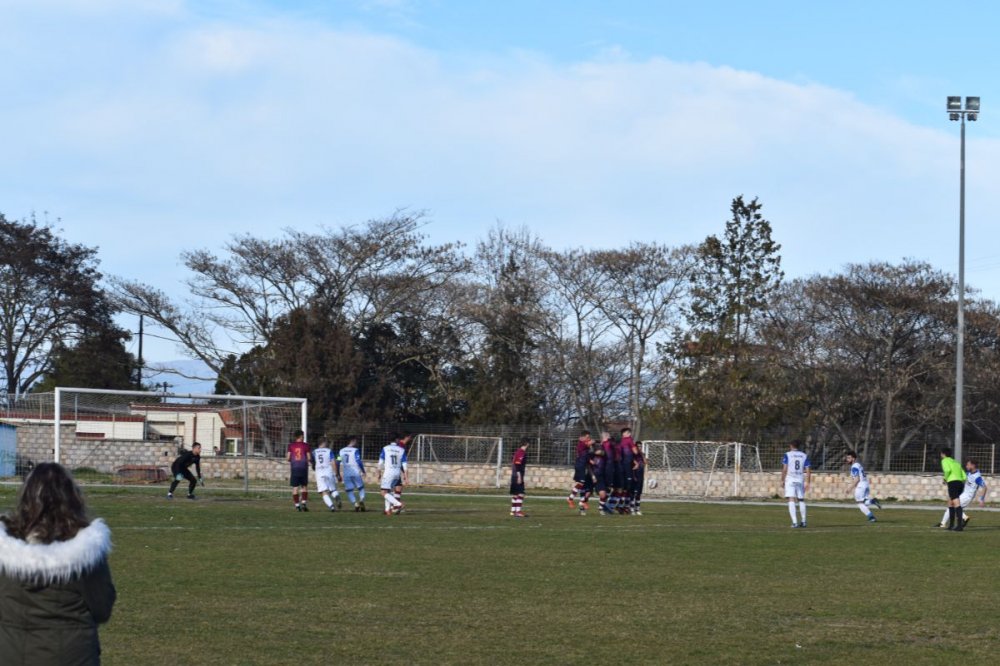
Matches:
[0,422,974,501]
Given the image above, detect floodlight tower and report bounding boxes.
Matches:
[947,95,979,463]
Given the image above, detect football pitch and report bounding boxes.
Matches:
[17,488,998,665]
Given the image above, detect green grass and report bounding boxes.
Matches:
[6,487,998,665]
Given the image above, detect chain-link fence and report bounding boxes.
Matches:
[4,394,999,493]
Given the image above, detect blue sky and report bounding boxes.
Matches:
[3,0,999,386]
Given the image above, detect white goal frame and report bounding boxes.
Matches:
[53,387,308,462]
[52,387,307,492]
[412,433,505,488]
[641,440,762,498]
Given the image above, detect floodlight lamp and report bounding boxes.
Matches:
[950,112,960,121]
[969,113,978,121]
[965,96,980,112]
[947,96,962,111]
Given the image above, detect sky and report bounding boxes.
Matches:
[3,0,1000,389]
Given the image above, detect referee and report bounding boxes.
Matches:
[940,447,967,531]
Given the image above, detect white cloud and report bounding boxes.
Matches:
[2,1,997,334]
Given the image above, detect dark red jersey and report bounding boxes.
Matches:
[576,438,592,459]
[288,441,311,472]
[620,436,635,456]
[610,440,623,462]
[511,447,527,474]
[601,439,613,459]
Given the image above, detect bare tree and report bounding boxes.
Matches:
[111,213,469,396]
[590,243,697,437]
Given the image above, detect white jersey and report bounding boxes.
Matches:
[313,447,337,493]
[339,446,365,476]
[379,443,408,480]
[850,461,870,502]
[313,447,335,476]
[960,470,986,504]
[850,461,869,486]
[782,450,811,482]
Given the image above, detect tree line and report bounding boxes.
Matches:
[3,202,999,469]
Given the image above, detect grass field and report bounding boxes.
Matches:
[7,487,998,665]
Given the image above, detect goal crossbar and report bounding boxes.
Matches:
[53,386,308,467]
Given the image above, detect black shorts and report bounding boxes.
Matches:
[632,469,645,490]
[510,481,525,495]
[573,458,589,483]
[947,480,965,500]
[290,470,309,487]
[613,463,625,489]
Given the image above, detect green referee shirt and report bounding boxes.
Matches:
[941,456,966,483]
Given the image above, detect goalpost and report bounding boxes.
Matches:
[411,433,505,488]
[641,440,763,498]
[50,387,307,492]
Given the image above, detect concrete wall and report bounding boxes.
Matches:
[0,422,974,501]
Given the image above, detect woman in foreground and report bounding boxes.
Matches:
[0,462,116,665]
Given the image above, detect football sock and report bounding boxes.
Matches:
[358,487,366,501]
[385,493,401,507]
[394,491,402,504]
[301,490,308,502]
[788,501,797,524]
[323,494,334,509]
[940,509,951,525]
[384,496,392,512]
[293,492,300,506]
[346,489,356,503]
[798,502,807,524]
[599,499,607,512]
[169,480,180,494]
[949,506,957,528]
[857,503,870,516]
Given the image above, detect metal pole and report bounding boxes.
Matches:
[54,387,61,464]
[955,116,966,463]
[301,400,308,445]
[242,401,249,494]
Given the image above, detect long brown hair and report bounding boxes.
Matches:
[1,463,91,543]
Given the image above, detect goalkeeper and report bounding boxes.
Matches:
[168,442,203,500]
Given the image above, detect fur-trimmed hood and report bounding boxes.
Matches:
[0,519,112,585]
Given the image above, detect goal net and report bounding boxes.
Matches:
[411,433,505,488]
[641,441,762,498]
[1,387,306,491]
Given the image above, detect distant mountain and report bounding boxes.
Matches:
[143,359,217,395]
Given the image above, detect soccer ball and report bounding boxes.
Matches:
[647,478,658,489]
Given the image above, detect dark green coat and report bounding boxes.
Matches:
[0,519,116,665]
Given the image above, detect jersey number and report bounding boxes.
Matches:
[391,454,399,466]
[794,460,801,471]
